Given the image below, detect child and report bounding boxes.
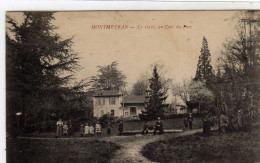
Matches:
[142,121,149,136]
[89,124,94,137]
[84,122,89,137]
[95,122,102,136]
[118,121,124,136]
[68,119,74,137]
[80,124,84,137]
[184,117,188,130]
[63,122,68,136]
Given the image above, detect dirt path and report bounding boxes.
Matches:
[17,129,204,163]
[103,129,203,163]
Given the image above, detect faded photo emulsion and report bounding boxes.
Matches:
[6,11,260,162]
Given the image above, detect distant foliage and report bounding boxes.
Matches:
[214,11,260,130]
[90,61,127,91]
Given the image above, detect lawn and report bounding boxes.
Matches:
[23,117,203,137]
[142,127,260,163]
[7,138,120,163]
[105,117,203,136]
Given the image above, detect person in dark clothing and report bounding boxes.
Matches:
[118,121,124,136]
[142,121,149,135]
[153,117,164,135]
[68,119,74,137]
[184,117,188,130]
[107,122,111,136]
[203,115,211,136]
[188,113,193,130]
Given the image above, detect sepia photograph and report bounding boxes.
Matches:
[6,10,260,162]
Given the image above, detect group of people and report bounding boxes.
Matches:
[56,118,74,138]
[56,118,102,138]
[80,122,102,137]
[183,113,193,130]
[141,117,164,135]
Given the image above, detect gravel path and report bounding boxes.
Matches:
[103,129,203,163]
[17,128,205,163]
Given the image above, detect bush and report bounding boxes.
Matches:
[99,114,114,128]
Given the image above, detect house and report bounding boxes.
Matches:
[93,90,123,118]
[93,90,146,118]
[92,90,187,118]
[164,92,188,115]
[121,96,145,117]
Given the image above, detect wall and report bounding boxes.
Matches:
[93,96,123,118]
[122,104,145,117]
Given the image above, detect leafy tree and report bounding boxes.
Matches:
[172,79,214,114]
[131,72,150,95]
[140,66,167,120]
[6,12,81,134]
[194,37,215,87]
[132,63,172,96]
[216,11,260,130]
[90,61,126,91]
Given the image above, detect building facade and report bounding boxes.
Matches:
[93,90,187,118]
[93,90,146,118]
[93,90,123,118]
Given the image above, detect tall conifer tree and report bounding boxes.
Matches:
[144,66,167,119]
[194,37,215,87]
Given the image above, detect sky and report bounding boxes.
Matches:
[7,11,238,90]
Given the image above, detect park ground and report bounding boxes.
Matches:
[142,126,260,163]
[6,118,260,163]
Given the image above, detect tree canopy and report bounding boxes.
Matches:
[6,12,85,134]
[90,61,127,91]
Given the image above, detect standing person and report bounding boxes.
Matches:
[184,117,188,130]
[80,124,84,137]
[188,113,193,130]
[153,117,164,135]
[68,119,74,137]
[118,121,124,136]
[95,122,102,136]
[237,109,243,130]
[56,118,63,138]
[141,121,149,136]
[107,122,111,136]
[84,122,89,137]
[203,115,211,136]
[63,122,68,136]
[219,112,228,136]
[89,124,94,137]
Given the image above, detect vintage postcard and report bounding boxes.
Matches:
[6,10,260,162]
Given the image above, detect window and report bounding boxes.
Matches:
[95,98,100,106]
[125,112,129,116]
[100,98,105,105]
[111,110,114,116]
[130,107,137,115]
[109,97,115,105]
[95,98,105,105]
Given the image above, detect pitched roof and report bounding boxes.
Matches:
[93,90,122,97]
[123,96,145,104]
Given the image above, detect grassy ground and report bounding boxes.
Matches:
[103,117,202,136]
[7,138,120,163]
[23,117,203,137]
[142,128,260,163]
